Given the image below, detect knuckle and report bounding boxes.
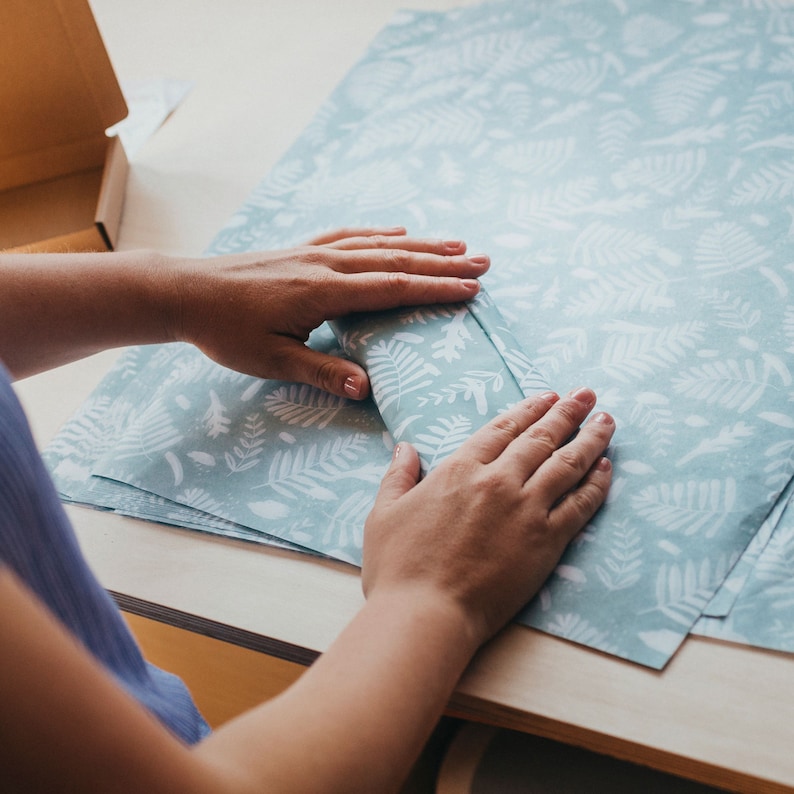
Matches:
[314,358,341,393]
[524,423,558,456]
[437,457,482,491]
[555,399,586,425]
[477,468,510,497]
[554,443,590,475]
[267,345,293,374]
[491,413,523,441]
[301,247,331,268]
[378,465,409,495]
[386,270,412,290]
[441,456,474,480]
[571,481,606,518]
[306,267,338,293]
[385,249,411,271]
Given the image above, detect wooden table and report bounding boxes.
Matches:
[15,2,794,790]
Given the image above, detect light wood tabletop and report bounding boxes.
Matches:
[14,2,794,791]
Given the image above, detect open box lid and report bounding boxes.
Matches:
[0,0,128,193]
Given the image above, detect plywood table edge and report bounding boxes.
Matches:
[111,590,320,667]
[450,628,794,794]
[445,691,787,794]
[110,576,794,793]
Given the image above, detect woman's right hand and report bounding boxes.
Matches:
[362,387,615,649]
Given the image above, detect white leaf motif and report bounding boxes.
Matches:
[647,559,718,626]
[203,390,230,439]
[677,422,755,466]
[672,357,777,413]
[612,149,706,196]
[187,451,216,467]
[729,160,794,206]
[639,629,683,656]
[367,340,441,412]
[651,67,724,124]
[248,501,291,520]
[264,385,344,430]
[632,478,736,538]
[165,451,183,487]
[116,400,183,460]
[555,565,587,584]
[413,415,473,471]
[599,321,705,382]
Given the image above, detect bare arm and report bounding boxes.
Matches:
[0,389,614,793]
[0,227,487,398]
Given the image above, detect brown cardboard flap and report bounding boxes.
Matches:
[0,134,128,252]
[95,135,128,249]
[8,226,109,254]
[0,0,128,192]
[0,167,104,250]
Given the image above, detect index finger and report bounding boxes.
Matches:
[324,245,490,279]
[326,270,483,314]
[305,226,407,246]
[324,234,468,257]
[447,392,561,467]
[530,410,616,504]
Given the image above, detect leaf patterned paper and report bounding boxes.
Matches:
[46,0,794,668]
[43,345,311,551]
[330,290,550,474]
[695,482,794,653]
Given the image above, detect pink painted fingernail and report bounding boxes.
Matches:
[569,387,595,405]
[344,375,362,399]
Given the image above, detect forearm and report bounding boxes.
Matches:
[198,589,480,793]
[2,565,479,794]
[0,250,177,378]
[0,233,487,392]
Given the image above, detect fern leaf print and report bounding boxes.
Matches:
[367,339,441,412]
[50,0,794,670]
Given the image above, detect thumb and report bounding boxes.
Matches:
[278,343,371,400]
[375,443,421,507]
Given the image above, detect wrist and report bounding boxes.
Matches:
[136,251,191,346]
[363,583,486,664]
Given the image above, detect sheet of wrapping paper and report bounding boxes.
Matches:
[694,488,794,652]
[44,344,307,551]
[46,0,794,668]
[330,290,551,474]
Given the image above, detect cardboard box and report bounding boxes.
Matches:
[0,0,128,252]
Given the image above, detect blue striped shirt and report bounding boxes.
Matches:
[0,361,210,744]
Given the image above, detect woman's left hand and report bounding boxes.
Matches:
[173,226,489,399]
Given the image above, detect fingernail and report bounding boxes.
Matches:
[569,387,595,405]
[444,239,464,251]
[590,411,613,425]
[538,391,558,402]
[462,279,480,292]
[468,254,489,265]
[344,375,362,399]
[392,443,402,461]
[596,456,612,471]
